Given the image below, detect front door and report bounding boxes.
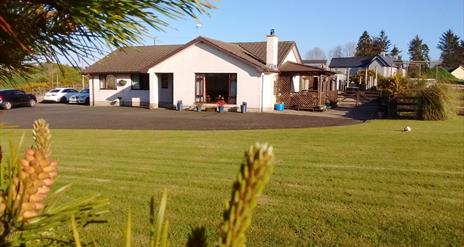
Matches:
[158,73,173,106]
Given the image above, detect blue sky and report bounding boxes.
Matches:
[141,0,463,61]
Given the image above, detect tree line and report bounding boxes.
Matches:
[306,29,464,69]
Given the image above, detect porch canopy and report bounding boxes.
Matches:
[279,61,334,75]
[277,62,336,110]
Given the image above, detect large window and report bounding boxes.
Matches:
[100,74,116,90]
[131,74,149,90]
[195,73,237,104]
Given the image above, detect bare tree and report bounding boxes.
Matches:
[305,47,326,60]
[343,42,356,57]
[330,45,344,58]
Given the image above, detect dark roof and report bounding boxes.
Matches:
[329,55,395,68]
[83,36,296,74]
[83,45,181,74]
[449,65,464,72]
[279,62,334,75]
[303,59,327,64]
[233,41,296,65]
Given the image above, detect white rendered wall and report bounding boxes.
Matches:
[148,42,263,110]
[262,73,278,111]
[90,74,149,106]
[451,67,464,80]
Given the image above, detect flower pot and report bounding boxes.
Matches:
[176,102,183,111]
[274,103,284,111]
[240,104,247,113]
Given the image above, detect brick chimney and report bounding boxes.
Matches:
[266,29,278,69]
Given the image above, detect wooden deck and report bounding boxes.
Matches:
[276,75,338,110]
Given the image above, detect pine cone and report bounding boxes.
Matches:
[16,148,57,220]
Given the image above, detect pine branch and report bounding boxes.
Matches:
[219,143,274,247]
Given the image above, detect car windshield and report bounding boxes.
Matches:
[49,89,60,93]
[80,89,89,93]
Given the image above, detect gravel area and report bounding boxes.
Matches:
[0,103,374,130]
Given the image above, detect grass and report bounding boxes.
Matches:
[1,118,463,246]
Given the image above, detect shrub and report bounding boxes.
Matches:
[416,85,449,120]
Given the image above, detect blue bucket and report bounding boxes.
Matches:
[274,103,284,111]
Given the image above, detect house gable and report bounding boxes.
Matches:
[148,42,262,76]
[281,45,303,65]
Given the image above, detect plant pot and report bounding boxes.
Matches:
[240,104,247,113]
[274,103,284,111]
[176,102,183,111]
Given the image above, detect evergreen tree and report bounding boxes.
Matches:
[355,31,374,56]
[373,30,391,54]
[460,40,464,64]
[408,35,430,62]
[408,35,430,77]
[0,0,213,81]
[437,29,463,68]
[390,45,401,57]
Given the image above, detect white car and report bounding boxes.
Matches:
[68,89,90,104]
[43,88,79,103]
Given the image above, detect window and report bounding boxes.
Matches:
[131,74,149,90]
[300,77,311,91]
[195,74,205,102]
[312,76,319,90]
[161,74,169,89]
[100,74,116,89]
[14,90,25,95]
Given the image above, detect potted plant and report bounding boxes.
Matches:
[216,96,225,113]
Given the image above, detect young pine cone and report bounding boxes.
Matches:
[14,148,57,220]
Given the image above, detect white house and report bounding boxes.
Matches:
[83,32,331,112]
[329,54,406,90]
[450,65,464,80]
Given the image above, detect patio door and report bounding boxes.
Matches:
[195,73,205,102]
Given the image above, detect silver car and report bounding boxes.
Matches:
[68,89,90,104]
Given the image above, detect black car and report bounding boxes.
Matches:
[0,89,37,110]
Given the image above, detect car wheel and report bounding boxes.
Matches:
[2,101,12,110]
[85,97,90,105]
[60,97,67,103]
[28,99,37,107]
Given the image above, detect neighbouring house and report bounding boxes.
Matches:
[83,31,336,111]
[329,54,405,90]
[449,65,464,80]
[302,59,328,69]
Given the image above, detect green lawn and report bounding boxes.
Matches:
[1,118,463,246]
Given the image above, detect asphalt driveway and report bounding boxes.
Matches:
[0,104,368,130]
